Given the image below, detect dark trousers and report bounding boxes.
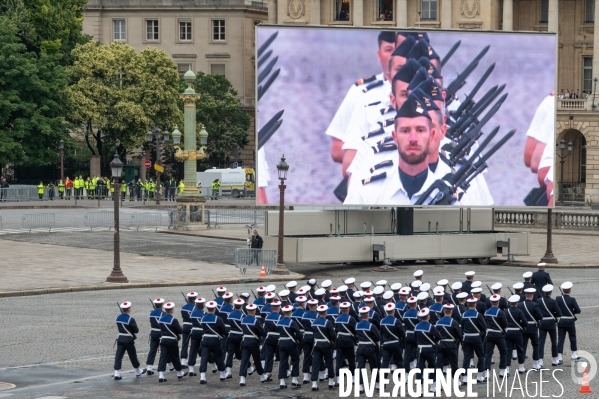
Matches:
[485,335,507,370]
[336,345,356,377]
[557,326,577,353]
[539,328,558,358]
[404,339,417,373]
[417,348,437,378]
[226,337,243,368]
[436,347,459,371]
[523,332,540,361]
[180,331,191,360]
[263,342,278,373]
[188,336,202,367]
[356,346,378,385]
[59,191,64,199]
[158,339,181,372]
[302,341,314,373]
[382,342,403,368]
[200,342,225,373]
[114,341,141,370]
[462,338,485,372]
[278,343,300,379]
[505,332,524,366]
[311,345,334,382]
[240,344,264,377]
[146,335,168,365]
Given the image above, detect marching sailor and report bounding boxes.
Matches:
[556,281,582,363]
[277,304,303,388]
[114,301,146,380]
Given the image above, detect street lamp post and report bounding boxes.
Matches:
[146,127,171,205]
[106,152,128,283]
[556,138,574,206]
[59,139,64,181]
[271,155,290,275]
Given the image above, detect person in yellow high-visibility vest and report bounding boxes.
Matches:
[211,179,221,200]
[120,180,127,201]
[58,180,65,200]
[178,180,185,194]
[37,181,44,200]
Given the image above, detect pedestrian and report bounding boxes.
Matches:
[199,301,227,383]
[120,180,126,201]
[556,281,582,364]
[157,302,187,382]
[65,176,73,200]
[250,229,263,266]
[211,179,221,200]
[531,263,553,293]
[113,301,146,380]
[277,304,303,388]
[0,176,9,202]
[37,181,44,200]
[178,179,185,194]
[58,179,65,200]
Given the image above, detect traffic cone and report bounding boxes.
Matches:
[259,264,266,277]
[579,368,593,393]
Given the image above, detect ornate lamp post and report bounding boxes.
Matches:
[146,126,171,205]
[557,138,574,205]
[106,152,128,283]
[272,154,290,275]
[59,139,65,181]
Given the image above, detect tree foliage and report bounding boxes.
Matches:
[66,41,183,163]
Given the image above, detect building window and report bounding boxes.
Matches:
[113,19,126,41]
[334,0,350,21]
[377,0,394,21]
[211,64,226,76]
[212,20,225,41]
[421,0,437,21]
[540,0,548,23]
[179,21,192,41]
[587,0,595,23]
[178,64,193,76]
[146,19,159,41]
[583,56,593,94]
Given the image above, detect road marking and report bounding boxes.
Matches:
[0,353,149,371]
[4,370,138,393]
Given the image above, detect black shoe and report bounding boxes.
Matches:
[319,378,325,382]
[280,384,287,389]
[329,383,339,389]
[212,369,218,373]
[558,360,563,365]
[178,372,188,379]
[200,379,207,384]
[147,370,154,376]
[552,363,559,367]
[292,382,302,387]
[225,374,232,380]
[302,380,310,385]
[512,357,517,360]
[312,387,319,391]
[189,372,197,376]
[114,376,122,380]
[262,375,272,383]
[169,368,175,372]
[240,382,246,387]
[159,378,167,383]
[136,369,147,377]
[248,367,255,376]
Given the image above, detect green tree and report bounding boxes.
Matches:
[66,41,183,163]
[0,16,68,166]
[188,72,251,161]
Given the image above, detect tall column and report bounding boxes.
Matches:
[396,0,407,27]
[441,0,452,29]
[268,0,277,24]
[310,0,320,24]
[180,70,201,195]
[593,0,599,93]
[548,0,558,33]
[353,0,363,26]
[502,0,513,30]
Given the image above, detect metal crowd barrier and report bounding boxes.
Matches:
[205,209,264,228]
[84,211,114,231]
[0,187,39,202]
[22,213,55,233]
[168,210,204,229]
[130,212,163,231]
[234,248,278,275]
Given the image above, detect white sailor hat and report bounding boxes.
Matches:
[206,301,218,309]
[471,281,482,288]
[363,289,372,296]
[265,292,276,299]
[187,291,198,297]
[360,282,372,289]
[375,280,387,286]
[433,287,445,296]
[240,293,250,299]
[508,295,520,303]
[246,303,258,311]
[491,283,502,291]
[437,279,449,286]
[359,306,370,314]
[271,300,281,307]
[391,283,402,291]
[279,289,290,297]
[384,303,395,312]
[456,292,468,299]
[297,287,308,295]
[373,286,385,295]
[265,284,276,292]
[407,296,418,304]
[337,285,348,292]
[353,291,363,298]
[345,277,356,285]
[418,308,430,317]
[308,279,317,285]
[465,271,475,277]
[296,295,307,303]
[411,280,422,288]
[314,288,326,296]
[523,272,533,279]
[451,282,462,290]
[524,288,537,294]
[363,296,375,302]
[399,287,411,295]
[340,301,351,309]
[420,283,431,292]
[561,282,573,290]
[513,282,524,290]
[542,284,554,293]
[321,279,332,288]
[233,298,244,305]
[443,303,455,309]
[330,295,341,302]
[537,263,547,268]
[223,292,234,299]
[286,281,297,288]
[195,297,206,304]
[256,286,266,293]
[417,292,429,301]
[120,301,132,309]
[307,299,319,305]
[164,302,175,310]
[471,287,483,294]
[317,305,328,312]
[490,294,501,302]
[383,291,394,300]
[466,297,478,303]
[153,297,165,304]
[330,287,339,295]
[216,286,227,293]
[282,305,294,312]
[414,270,424,277]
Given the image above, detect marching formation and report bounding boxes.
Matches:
[114,263,581,393]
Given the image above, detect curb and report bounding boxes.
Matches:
[158,229,247,241]
[489,260,599,269]
[0,273,305,298]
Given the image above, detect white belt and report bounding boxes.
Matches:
[464,333,481,336]
[315,339,331,344]
[337,332,353,336]
[506,327,521,331]
[183,322,192,325]
[560,316,575,319]
[151,328,161,332]
[528,321,537,324]
[441,339,454,342]
[162,336,177,340]
[383,340,399,344]
[203,334,220,338]
[304,331,313,334]
[266,332,280,336]
[358,342,375,345]
[191,327,203,331]
[406,331,414,334]
[543,317,555,320]
[119,333,132,337]
[418,345,433,348]
[280,337,294,340]
[229,330,243,334]
[487,329,503,333]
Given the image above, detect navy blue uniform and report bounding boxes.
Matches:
[158,313,183,372]
[240,315,265,377]
[277,316,303,380]
[518,299,543,363]
[199,313,227,374]
[114,313,141,371]
[505,307,527,367]
[531,270,553,292]
[403,308,419,374]
[556,294,581,355]
[460,309,487,372]
[380,315,404,369]
[356,319,380,386]
[262,311,281,374]
[485,296,509,311]
[187,307,205,369]
[146,308,168,368]
[415,321,441,377]
[537,295,562,360]
[435,315,462,371]
[311,317,336,382]
[462,280,473,294]
[429,303,443,325]
[484,307,508,370]
[334,313,357,378]
[226,309,244,369]
[301,309,317,375]
[180,301,194,362]
[523,282,540,299]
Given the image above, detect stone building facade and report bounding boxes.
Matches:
[270,0,599,205]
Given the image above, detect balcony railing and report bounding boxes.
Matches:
[558,98,588,110]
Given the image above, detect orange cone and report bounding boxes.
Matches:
[259,263,266,277]
[579,368,593,393]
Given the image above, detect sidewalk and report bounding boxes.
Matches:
[0,197,261,209]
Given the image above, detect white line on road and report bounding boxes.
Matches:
[0,352,148,371]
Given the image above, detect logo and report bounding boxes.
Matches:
[571,350,597,385]
[415,100,424,114]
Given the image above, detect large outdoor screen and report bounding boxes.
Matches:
[256,26,556,207]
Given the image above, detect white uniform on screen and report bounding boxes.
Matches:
[538,135,554,172]
[525,95,555,145]
[258,147,270,188]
